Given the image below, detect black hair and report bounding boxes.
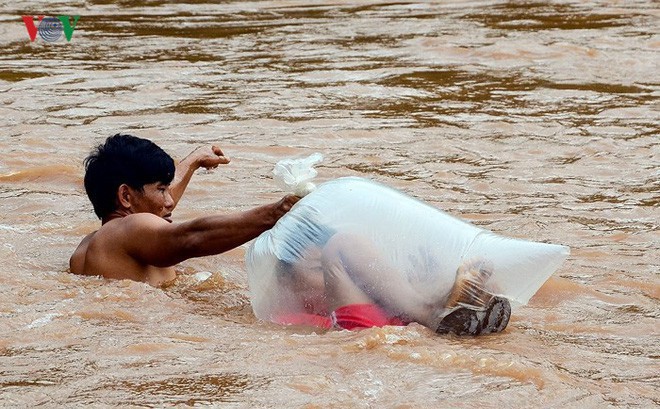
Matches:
[83,133,175,219]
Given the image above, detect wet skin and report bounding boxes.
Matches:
[70,145,299,286]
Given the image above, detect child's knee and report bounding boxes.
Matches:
[321,233,347,265]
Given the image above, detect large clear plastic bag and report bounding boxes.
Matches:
[246,168,569,330]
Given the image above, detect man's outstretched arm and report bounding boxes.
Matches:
[121,195,299,268]
[170,145,230,209]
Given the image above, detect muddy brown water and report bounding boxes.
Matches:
[0,1,658,407]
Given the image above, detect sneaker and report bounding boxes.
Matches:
[435,296,511,336]
[445,259,495,310]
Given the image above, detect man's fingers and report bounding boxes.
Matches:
[283,194,301,210]
[279,195,299,211]
[210,145,230,164]
[207,156,229,167]
[211,145,225,157]
[196,145,229,169]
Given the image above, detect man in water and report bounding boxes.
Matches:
[70,133,299,286]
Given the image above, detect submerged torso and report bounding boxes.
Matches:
[70,219,176,286]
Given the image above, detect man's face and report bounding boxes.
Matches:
[130,182,174,222]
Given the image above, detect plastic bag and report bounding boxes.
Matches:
[272,153,323,197]
[246,176,569,330]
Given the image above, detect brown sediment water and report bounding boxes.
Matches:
[0,0,658,407]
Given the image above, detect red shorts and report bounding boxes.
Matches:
[275,304,406,330]
[334,303,406,330]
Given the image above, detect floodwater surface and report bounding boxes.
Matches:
[0,0,658,407]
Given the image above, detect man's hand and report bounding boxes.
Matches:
[266,194,301,225]
[170,145,230,210]
[275,194,300,216]
[188,145,230,170]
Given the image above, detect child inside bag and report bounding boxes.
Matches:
[246,153,568,336]
[272,224,511,335]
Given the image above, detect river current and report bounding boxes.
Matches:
[0,1,658,407]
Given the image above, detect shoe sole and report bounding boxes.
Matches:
[435,296,511,336]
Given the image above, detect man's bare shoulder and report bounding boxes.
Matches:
[102,213,170,235]
[70,231,96,274]
[70,214,169,274]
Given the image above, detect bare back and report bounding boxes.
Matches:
[70,214,176,286]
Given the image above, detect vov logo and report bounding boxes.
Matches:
[22,16,80,43]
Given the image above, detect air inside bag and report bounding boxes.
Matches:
[246,177,569,325]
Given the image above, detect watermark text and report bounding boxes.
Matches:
[22,15,80,42]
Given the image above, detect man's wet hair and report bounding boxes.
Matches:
[84,134,175,219]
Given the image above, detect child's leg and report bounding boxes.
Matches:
[321,233,511,334]
[321,233,436,326]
